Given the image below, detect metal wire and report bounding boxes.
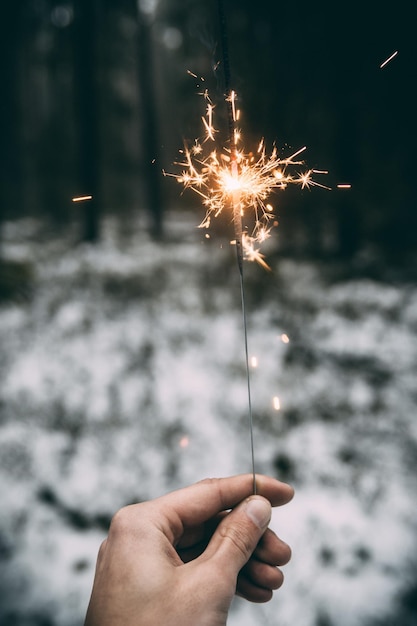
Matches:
[217,0,257,494]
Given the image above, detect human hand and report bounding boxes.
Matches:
[84,474,294,626]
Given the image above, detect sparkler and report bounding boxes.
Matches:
[174,100,329,270]
[170,1,327,494]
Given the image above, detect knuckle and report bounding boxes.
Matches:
[196,477,221,487]
[195,477,232,510]
[219,522,253,560]
[98,537,108,556]
[109,505,135,538]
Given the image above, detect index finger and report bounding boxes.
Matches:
[153,474,294,542]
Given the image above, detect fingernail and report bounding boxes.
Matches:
[245,498,271,529]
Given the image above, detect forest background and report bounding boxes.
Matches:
[0,1,416,626]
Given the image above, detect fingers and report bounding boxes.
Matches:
[240,558,284,591]
[254,528,292,566]
[154,474,294,544]
[237,563,283,603]
[236,527,290,602]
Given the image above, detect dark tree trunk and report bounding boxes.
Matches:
[73,0,101,242]
[135,5,164,239]
[0,1,23,238]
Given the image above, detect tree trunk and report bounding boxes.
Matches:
[135,4,164,239]
[73,0,101,242]
[0,1,23,244]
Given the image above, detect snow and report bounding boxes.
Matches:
[1,213,417,625]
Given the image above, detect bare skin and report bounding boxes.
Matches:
[84,474,294,626]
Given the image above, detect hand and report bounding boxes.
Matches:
[84,474,294,626]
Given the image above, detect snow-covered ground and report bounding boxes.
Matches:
[0,213,416,625]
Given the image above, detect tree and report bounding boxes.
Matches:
[0,1,24,231]
[134,1,164,238]
[73,0,102,242]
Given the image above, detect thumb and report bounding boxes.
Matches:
[207,496,272,575]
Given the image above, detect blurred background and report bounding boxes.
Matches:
[1,1,416,625]
[1,0,416,258]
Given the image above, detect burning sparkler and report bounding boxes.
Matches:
[169,0,328,494]
[172,94,327,494]
[174,94,329,270]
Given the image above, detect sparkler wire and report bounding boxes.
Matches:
[217,0,257,494]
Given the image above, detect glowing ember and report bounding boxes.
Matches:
[273,396,281,411]
[337,184,352,189]
[281,333,290,344]
[250,356,258,368]
[170,90,329,266]
[380,50,398,69]
[72,195,93,202]
[179,436,190,448]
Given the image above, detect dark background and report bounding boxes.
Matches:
[0,0,415,267]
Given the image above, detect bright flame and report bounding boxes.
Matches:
[170,89,329,265]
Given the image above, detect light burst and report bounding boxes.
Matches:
[171,90,329,267]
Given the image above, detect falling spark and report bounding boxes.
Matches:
[337,184,352,189]
[281,333,290,344]
[72,195,93,202]
[380,50,398,69]
[273,396,281,411]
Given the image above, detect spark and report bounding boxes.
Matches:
[250,356,258,368]
[273,396,281,411]
[380,50,398,69]
[337,184,352,189]
[281,333,290,344]
[172,92,328,265]
[226,89,238,122]
[72,195,93,202]
[179,436,190,448]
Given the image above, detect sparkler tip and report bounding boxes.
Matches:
[174,89,328,267]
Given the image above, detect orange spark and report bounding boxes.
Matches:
[72,195,93,202]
